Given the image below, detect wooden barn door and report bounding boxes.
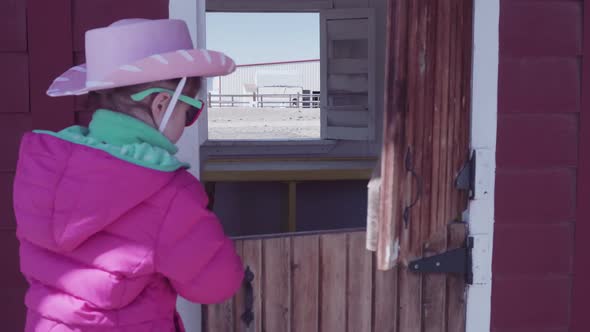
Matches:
[202,0,474,330]
[203,227,469,332]
[0,1,168,329]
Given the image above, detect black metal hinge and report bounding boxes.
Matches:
[456,151,476,200]
[409,236,474,284]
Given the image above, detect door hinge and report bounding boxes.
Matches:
[409,236,474,284]
[456,151,476,199]
[456,149,494,201]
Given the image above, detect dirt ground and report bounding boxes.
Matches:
[208,107,321,140]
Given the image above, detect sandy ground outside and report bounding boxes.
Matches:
[208,107,321,140]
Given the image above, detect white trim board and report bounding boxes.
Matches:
[170,1,205,332]
[466,0,499,332]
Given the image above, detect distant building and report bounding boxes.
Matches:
[209,59,320,107]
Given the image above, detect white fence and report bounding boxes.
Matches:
[207,93,320,108]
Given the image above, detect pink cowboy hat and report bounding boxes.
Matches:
[47,18,236,97]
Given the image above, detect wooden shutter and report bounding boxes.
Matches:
[320,8,377,141]
[375,0,473,270]
[206,0,333,12]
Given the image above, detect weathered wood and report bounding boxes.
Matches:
[377,0,409,271]
[400,0,423,307]
[347,232,373,332]
[398,266,422,332]
[329,59,369,74]
[327,18,369,40]
[320,233,347,332]
[292,235,320,332]
[323,8,377,141]
[378,0,472,268]
[328,74,370,93]
[373,266,398,332]
[327,110,370,127]
[446,223,468,332]
[263,237,291,332]
[204,293,234,332]
[422,1,452,332]
[235,240,263,332]
[422,232,448,332]
[398,0,419,266]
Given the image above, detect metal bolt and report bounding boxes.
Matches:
[436,262,441,267]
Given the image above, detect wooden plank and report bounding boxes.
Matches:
[72,0,169,51]
[497,114,578,168]
[204,295,234,332]
[232,241,244,331]
[263,237,291,332]
[292,235,320,332]
[327,18,369,40]
[236,239,263,332]
[328,74,370,94]
[0,114,32,172]
[0,232,26,287]
[398,266,422,332]
[320,9,329,139]
[207,0,333,12]
[329,93,369,107]
[0,173,16,230]
[422,232,448,332]
[333,0,369,9]
[1,285,27,331]
[377,0,408,270]
[398,0,422,329]
[323,8,374,20]
[423,0,450,330]
[567,0,590,328]
[0,0,27,52]
[329,59,369,74]
[320,233,347,332]
[202,169,372,182]
[331,39,369,59]
[366,7,377,140]
[499,57,580,114]
[446,223,467,332]
[448,0,461,225]
[501,1,582,57]
[346,232,373,332]
[409,0,429,256]
[326,126,370,140]
[28,0,75,131]
[373,266,398,332]
[0,54,29,113]
[327,110,370,127]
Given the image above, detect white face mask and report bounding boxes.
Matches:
[158,76,187,132]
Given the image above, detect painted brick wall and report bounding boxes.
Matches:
[493,0,582,331]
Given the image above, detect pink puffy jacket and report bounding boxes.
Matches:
[13,130,243,331]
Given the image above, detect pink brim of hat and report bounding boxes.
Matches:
[47,49,236,97]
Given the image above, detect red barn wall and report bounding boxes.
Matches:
[0,1,168,329]
[494,0,582,331]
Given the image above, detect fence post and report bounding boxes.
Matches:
[297,92,300,108]
[260,95,264,108]
[208,92,212,108]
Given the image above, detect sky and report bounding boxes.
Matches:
[206,13,320,65]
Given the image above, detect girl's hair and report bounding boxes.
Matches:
[87,77,202,126]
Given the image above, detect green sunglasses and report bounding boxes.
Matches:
[131,88,205,127]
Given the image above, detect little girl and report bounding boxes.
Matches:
[13,19,243,331]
